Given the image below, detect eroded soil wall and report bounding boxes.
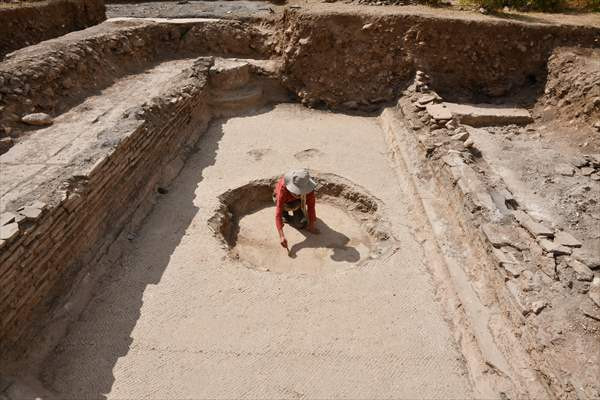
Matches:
[0,19,274,142]
[280,10,600,108]
[0,0,106,59]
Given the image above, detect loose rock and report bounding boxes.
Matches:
[554,231,582,248]
[531,300,547,314]
[538,238,572,256]
[513,210,553,237]
[580,167,595,176]
[568,258,594,282]
[451,130,469,142]
[0,222,19,240]
[580,302,600,321]
[21,112,53,126]
[555,163,575,176]
[573,249,600,270]
[588,277,600,307]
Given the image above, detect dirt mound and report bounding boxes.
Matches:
[279,9,600,109]
[541,47,600,124]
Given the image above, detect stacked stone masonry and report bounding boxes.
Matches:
[0,59,213,354]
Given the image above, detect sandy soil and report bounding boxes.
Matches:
[107,0,277,19]
[39,104,473,399]
[235,204,373,274]
[105,0,600,27]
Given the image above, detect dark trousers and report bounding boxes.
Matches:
[273,195,307,229]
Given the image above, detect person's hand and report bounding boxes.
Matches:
[280,237,288,248]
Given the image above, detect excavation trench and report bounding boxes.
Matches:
[8,102,476,399]
[0,11,599,400]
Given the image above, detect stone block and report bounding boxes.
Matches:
[568,258,594,282]
[18,206,43,220]
[482,223,525,250]
[554,231,582,248]
[492,248,523,277]
[0,223,19,241]
[425,103,452,121]
[0,212,16,226]
[443,102,533,126]
[589,277,600,308]
[513,210,553,237]
[537,256,557,280]
[538,238,572,256]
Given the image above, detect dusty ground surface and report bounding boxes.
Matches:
[106,0,600,26]
[36,104,475,399]
[107,0,277,19]
[235,204,374,274]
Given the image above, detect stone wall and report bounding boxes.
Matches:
[0,0,106,59]
[0,59,213,357]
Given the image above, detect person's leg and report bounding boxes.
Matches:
[292,208,308,229]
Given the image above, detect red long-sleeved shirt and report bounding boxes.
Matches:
[274,176,316,231]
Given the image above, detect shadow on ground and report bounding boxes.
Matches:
[289,218,361,262]
[37,106,291,399]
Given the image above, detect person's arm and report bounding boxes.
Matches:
[306,192,318,233]
[275,183,288,247]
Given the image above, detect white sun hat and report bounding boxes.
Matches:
[284,169,317,195]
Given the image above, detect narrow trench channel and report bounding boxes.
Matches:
[38,103,476,399]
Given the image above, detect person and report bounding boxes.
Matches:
[273,169,319,248]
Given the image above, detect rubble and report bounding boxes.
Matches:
[531,300,547,315]
[538,238,572,256]
[554,231,582,248]
[567,258,594,282]
[554,163,575,176]
[513,210,553,238]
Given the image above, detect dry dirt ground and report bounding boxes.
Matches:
[37,104,475,399]
[107,0,277,19]
[106,0,600,26]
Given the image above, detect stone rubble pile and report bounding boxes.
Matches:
[397,70,600,396]
[401,70,600,322]
[571,153,600,181]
